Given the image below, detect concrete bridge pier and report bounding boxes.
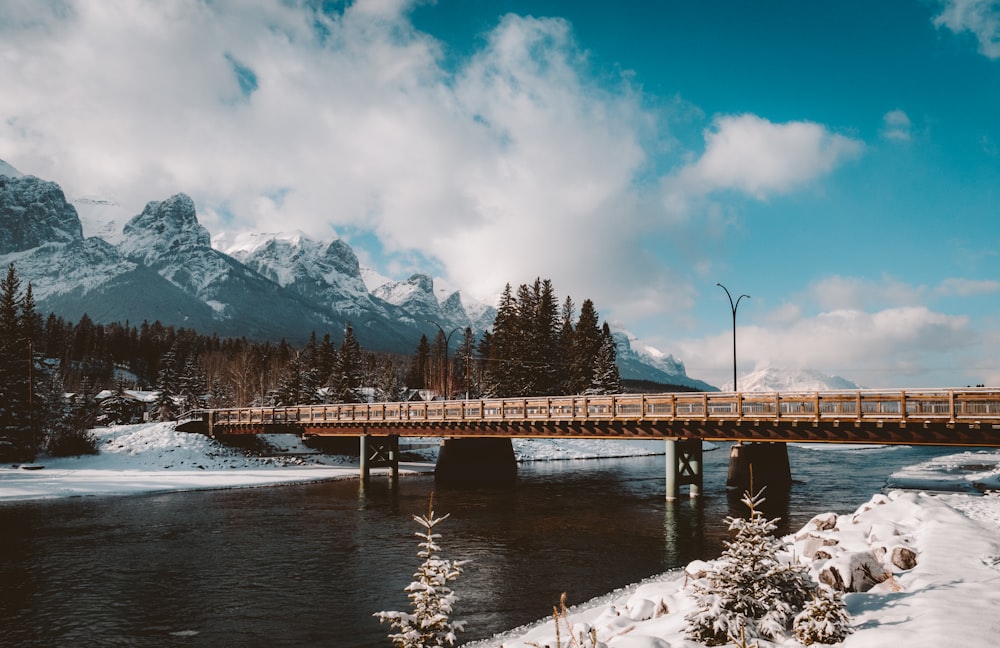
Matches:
[359,434,400,482]
[435,438,517,486]
[665,438,703,500]
[726,442,791,494]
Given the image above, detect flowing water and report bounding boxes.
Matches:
[0,443,963,647]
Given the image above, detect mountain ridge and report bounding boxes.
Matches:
[1,159,711,386]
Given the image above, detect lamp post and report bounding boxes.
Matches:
[430,322,462,399]
[716,283,749,392]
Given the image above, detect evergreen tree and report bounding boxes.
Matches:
[299,332,324,404]
[178,353,207,411]
[375,498,467,647]
[153,345,179,421]
[406,334,430,390]
[0,263,32,459]
[792,586,853,645]
[329,324,363,403]
[98,380,136,425]
[532,279,562,395]
[374,356,404,402]
[275,352,304,406]
[589,323,622,395]
[48,376,100,457]
[482,284,519,397]
[557,296,576,394]
[685,489,822,645]
[569,299,602,394]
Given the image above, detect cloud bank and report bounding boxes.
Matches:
[0,1,862,320]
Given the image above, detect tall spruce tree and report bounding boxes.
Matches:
[329,324,363,403]
[570,299,603,394]
[590,322,622,394]
[0,264,32,459]
[153,345,179,420]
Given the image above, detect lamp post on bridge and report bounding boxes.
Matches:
[430,322,462,399]
[717,283,749,392]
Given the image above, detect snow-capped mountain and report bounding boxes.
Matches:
[223,231,383,317]
[726,366,863,392]
[0,162,494,350]
[612,331,718,390]
[0,159,715,384]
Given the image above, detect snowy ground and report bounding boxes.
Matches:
[2,425,999,647]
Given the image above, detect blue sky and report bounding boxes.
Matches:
[1,0,998,389]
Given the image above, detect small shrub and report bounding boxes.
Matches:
[793,586,854,645]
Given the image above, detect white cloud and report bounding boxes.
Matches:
[934,0,1000,59]
[674,306,978,389]
[0,1,869,337]
[881,109,912,141]
[667,114,864,202]
[935,277,1000,296]
[807,275,926,311]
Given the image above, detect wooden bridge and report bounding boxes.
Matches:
[180,388,1000,446]
[177,388,1000,498]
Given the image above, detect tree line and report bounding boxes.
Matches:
[0,264,620,460]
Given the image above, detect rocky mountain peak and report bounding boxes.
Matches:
[374,273,436,308]
[321,239,362,278]
[119,193,211,264]
[0,174,83,254]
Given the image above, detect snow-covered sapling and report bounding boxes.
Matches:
[375,496,468,647]
[792,586,853,645]
[685,488,821,646]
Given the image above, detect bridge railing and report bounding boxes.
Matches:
[199,388,1000,429]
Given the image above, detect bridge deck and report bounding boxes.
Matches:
[179,388,1000,447]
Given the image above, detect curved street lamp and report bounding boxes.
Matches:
[717,283,749,392]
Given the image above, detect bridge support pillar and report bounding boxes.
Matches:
[726,442,791,494]
[435,438,517,486]
[665,439,703,500]
[360,434,399,482]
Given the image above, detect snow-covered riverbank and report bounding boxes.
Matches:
[2,424,998,647]
[0,422,666,502]
[470,450,1000,648]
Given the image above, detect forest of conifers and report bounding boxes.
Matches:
[0,265,621,460]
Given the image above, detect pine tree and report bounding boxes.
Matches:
[275,352,303,406]
[569,299,602,394]
[99,380,136,425]
[153,345,179,421]
[557,296,576,394]
[178,354,207,411]
[792,586,853,645]
[375,497,467,647]
[329,324,362,403]
[685,489,819,645]
[589,323,622,395]
[48,376,99,457]
[406,334,430,390]
[0,263,32,459]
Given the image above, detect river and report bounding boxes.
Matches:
[0,443,961,647]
